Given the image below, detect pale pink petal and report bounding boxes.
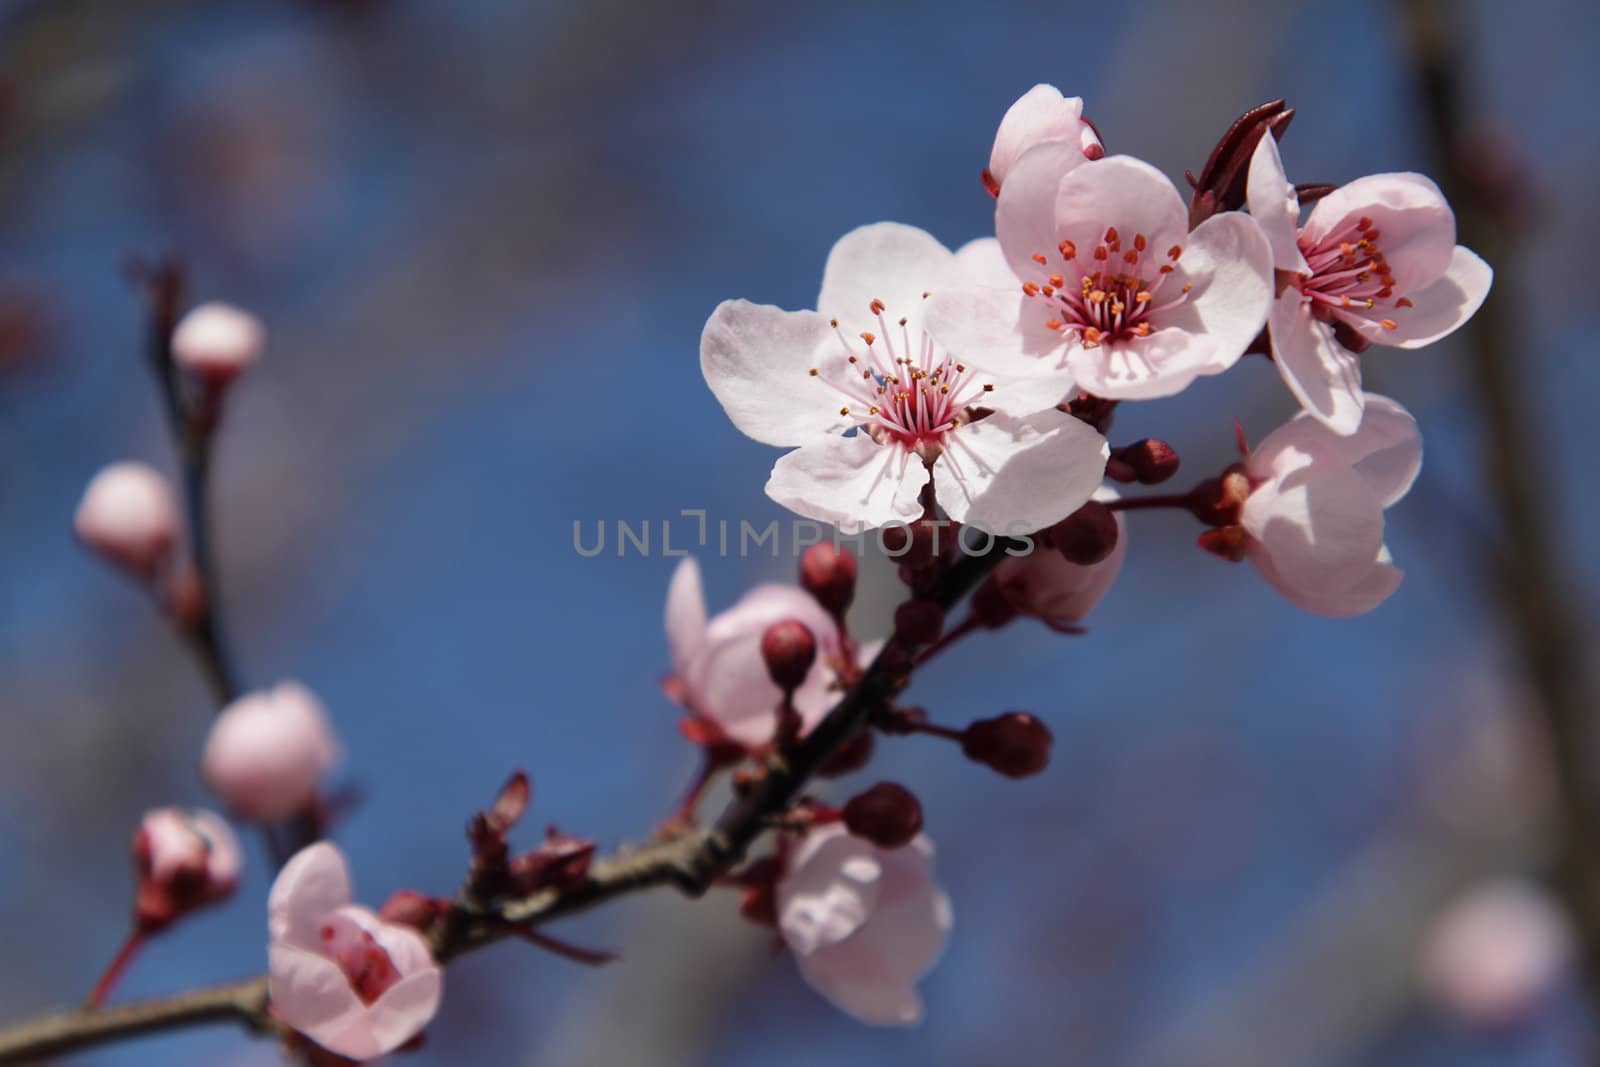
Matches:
[267,945,364,1044]
[922,285,1070,386]
[1268,288,1365,435]
[994,486,1127,622]
[664,557,708,681]
[1065,327,1217,401]
[74,462,181,576]
[1241,442,1387,594]
[1320,394,1423,507]
[1050,155,1188,269]
[187,809,244,894]
[1248,542,1403,617]
[932,411,1108,534]
[1245,134,1308,274]
[766,435,927,532]
[988,85,1095,187]
[995,142,1086,280]
[778,827,883,955]
[953,237,1017,288]
[1159,211,1275,372]
[816,223,958,339]
[348,969,444,1060]
[701,300,844,447]
[336,906,438,979]
[268,842,353,948]
[1302,173,1456,292]
[1338,246,1492,349]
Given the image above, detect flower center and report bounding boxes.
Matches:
[1021,227,1192,348]
[323,924,402,1005]
[809,299,993,462]
[1296,215,1413,331]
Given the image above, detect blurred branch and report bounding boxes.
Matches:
[1401,0,1600,1021]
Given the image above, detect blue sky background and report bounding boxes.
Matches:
[1,1,1597,1064]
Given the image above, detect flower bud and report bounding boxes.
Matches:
[1197,525,1247,562]
[842,783,924,849]
[1188,99,1294,227]
[201,681,341,821]
[1045,500,1119,566]
[969,576,1020,629]
[892,600,944,647]
[131,807,241,930]
[170,302,263,386]
[962,713,1053,778]
[799,543,857,618]
[761,620,817,693]
[74,462,181,579]
[509,828,597,896]
[1114,439,1180,485]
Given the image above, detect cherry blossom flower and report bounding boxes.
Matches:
[992,486,1126,627]
[74,462,181,578]
[202,681,341,821]
[171,302,264,385]
[776,823,951,1026]
[1238,395,1421,616]
[132,807,242,929]
[1422,880,1573,1027]
[926,148,1274,402]
[701,222,1108,533]
[1247,134,1493,433]
[664,557,846,749]
[268,843,443,1061]
[983,84,1102,195]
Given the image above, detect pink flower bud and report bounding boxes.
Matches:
[842,783,924,849]
[961,712,1053,778]
[74,462,180,578]
[171,302,263,385]
[761,620,817,693]
[202,682,340,821]
[798,543,857,618]
[131,807,241,930]
[1422,880,1574,1028]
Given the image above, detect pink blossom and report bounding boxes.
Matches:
[1422,880,1573,1027]
[992,486,1126,626]
[268,843,443,1061]
[701,222,1108,533]
[1247,135,1492,433]
[664,557,845,749]
[984,84,1102,193]
[74,462,181,578]
[926,148,1274,403]
[132,807,241,928]
[202,682,341,821]
[776,823,951,1026]
[1239,395,1421,616]
[171,302,265,385]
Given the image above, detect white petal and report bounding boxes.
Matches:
[1249,542,1403,617]
[995,142,1086,281]
[817,223,958,338]
[1302,173,1456,293]
[1268,289,1365,435]
[1162,211,1275,371]
[954,237,1018,288]
[1051,155,1188,267]
[1241,443,1387,594]
[922,285,1073,409]
[1245,134,1308,273]
[268,842,353,949]
[1065,328,1216,401]
[1340,246,1493,349]
[932,411,1107,534]
[778,826,884,955]
[664,558,707,681]
[988,85,1092,186]
[267,945,364,1045]
[701,300,843,447]
[766,435,927,532]
[1323,394,1423,507]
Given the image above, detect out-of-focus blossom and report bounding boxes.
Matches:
[1422,880,1574,1027]
[1247,135,1492,433]
[132,807,241,929]
[203,682,341,821]
[268,843,442,1060]
[171,302,265,386]
[984,84,1102,194]
[701,222,1107,532]
[74,462,181,578]
[1238,395,1421,616]
[927,150,1273,402]
[664,558,843,749]
[993,486,1126,626]
[776,823,951,1026]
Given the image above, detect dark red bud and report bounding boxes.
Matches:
[739,884,778,927]
[1116,439,1180,485]
[962,713,1053,778]
[893,599,944,647]
[509,827,597,896]
[1046,500,1120,566]
[488,769,530,833]
[842,783,924,849]
[1197,525,1248,562]
[874,704,928,736]
[760,620,817,693]
[1065,391,1117,433]
[816,730,876,777]
[379,890,444,932]
[970,575,1020,629]
[799,543,857,618]
[1189,99,1293,226]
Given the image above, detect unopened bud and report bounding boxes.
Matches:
[75,462,181,579]
[962,713,1053,778]
[1188,99,1293,226]
[1065,391,1117,433]
[760,620,817,693]
[201,682,341,821]
[842,783,924,849]
[799,543,857,618]
[1197,525,1248,562]
[131,808,241,930]
[1116,439,1180,485]
[893,600,944,647]
[509,828,597,895]
[1046,500,1120,566]
[171,302,263,386]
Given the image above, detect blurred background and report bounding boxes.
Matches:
[2,1,1597,1064]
